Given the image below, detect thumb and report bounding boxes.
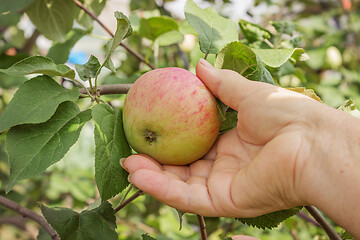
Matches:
[196,59,271,110]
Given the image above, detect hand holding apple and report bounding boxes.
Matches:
[121,59,360,238]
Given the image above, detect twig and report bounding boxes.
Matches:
[114,190,143,212]
[0,216,27,230]
[297,211,321,227]
[305,206,341,240]
[0,196,60,240]
[79,84,132,96]
[21,29,41,54]
[197,215,207,240]
[204,49,210,61]
[73,0,155,70]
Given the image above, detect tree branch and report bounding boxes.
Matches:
[114,190,143,212]
[79,84,132,96]
[297,211,321,227]
[0,216,27,230]
[197,215,207,240]
[73,0,155,70]
[305,206,341,240]
[21,29,41,54]
[0,196,60,240]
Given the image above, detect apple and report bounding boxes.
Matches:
[122,67,220,165]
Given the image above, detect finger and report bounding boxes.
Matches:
[231,235,260,240]
[196,59,275,110]
[129,168,218,216]
[122,154,163,173]
[123,154,191,182]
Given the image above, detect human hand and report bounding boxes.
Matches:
[121,59,324,218]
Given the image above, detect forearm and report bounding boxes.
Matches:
[301,105,360,237]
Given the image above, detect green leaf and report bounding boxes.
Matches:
[104,58,116,73]
[157,30,184,46]
[0,0,36,13]
[0,75,79,132]
[75,55,101,81]
[98,12,131,76]
[252,48,309,68]
[271,21,296,35]
[0,56,75,79]
[237,206,303,229]
[77,0,107,29]
[41,201,118,240]
[92,104,132,201]
[239,19,271,43]
[338,99,360,118]
[25,0,77,42]
[0,0,36,26]
[142,234,156,240]
[220,108,238,134]
[47,28,87,64]
[6,101,91,191]
[215,41,274,84]
[113,12,133,47]
[37,228,52,240]
[184,0,238,54]
[139,16,179,41]
[130,0,157,11]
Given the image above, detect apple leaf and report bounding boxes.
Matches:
[271,21,296,35]
[77,0,107,29]
[111,12,132,52]
[184,0,238,55]
[142,234,156,240]
[92,104,132,201]
[0,75,79,132]
[75,55,101,81]
[41,201,118,240]
[139,16,179,41]
[99,12,132,74]
[157,30,184,46]
[0,56,75,79]
[219,108,238,134]
[37,228,52,240]
[237,206,303,229]
[239,19,271,43]
[25,0,77,42]
[6,101,91,192]
[47,28,87,64]
[215,41,274,85]
[287,87,322,102]
[338,99,360,118]
[252,48,309,68]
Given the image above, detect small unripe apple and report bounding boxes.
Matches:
[325,46,342,69]
[123,67,220,165]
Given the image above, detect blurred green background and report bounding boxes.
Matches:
[0,0,358,239]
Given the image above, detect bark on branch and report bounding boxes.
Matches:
[0,196,60,240]
[305,206,341,240]
[79,84,132,96]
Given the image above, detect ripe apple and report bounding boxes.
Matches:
[122,67,220,165]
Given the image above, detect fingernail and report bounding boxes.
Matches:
[199,58,214,68]
[127,173,132,183]
[119,158,126,168]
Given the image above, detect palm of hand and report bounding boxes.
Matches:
[123,120,304,218]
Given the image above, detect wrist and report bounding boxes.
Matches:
[298,104,360,236]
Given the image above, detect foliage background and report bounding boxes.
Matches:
[0,0,358,239]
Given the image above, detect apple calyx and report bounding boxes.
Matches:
[145,129,157,144]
